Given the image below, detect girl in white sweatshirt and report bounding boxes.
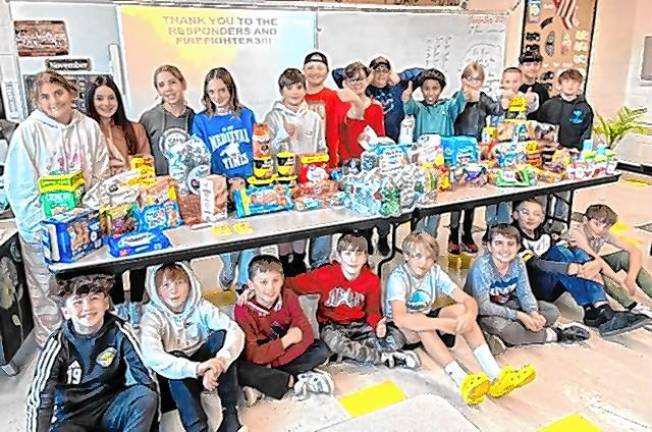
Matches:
[5,71,110,346]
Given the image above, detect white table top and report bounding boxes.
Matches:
[49,174,620,275]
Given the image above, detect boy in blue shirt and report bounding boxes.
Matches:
[26,274,159,432]
[465,224,589,354]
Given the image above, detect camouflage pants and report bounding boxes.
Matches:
[320,321,406,365]
[21,238,62,347]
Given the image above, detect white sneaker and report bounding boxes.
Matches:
[631,303,652,320]
[242,386,264,407]
[294,370,334,399]
[485,333,507,356]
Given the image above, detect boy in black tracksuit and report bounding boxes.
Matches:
[26,274,158,432]
[537,68,594,232]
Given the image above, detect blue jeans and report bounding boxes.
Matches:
[168,331,240,432]
[220,248,258,287]
[530,245,607,306]
[415,215,441,238]
[485,202,512,227]
[310,235,332,268]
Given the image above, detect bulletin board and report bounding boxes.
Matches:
[520,0,599,95]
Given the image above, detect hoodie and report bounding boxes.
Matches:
[404,91,466,139]
[140,262,244,380]
[537,95,594,150]
[138,104,195,175]
[26,313,157,432]
[5,109,110,243]
[264,101,325,155]
[191,107,255,179]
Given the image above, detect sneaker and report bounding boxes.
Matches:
[243,386,264,407]
[294,370,334,399]
[128,302,143,328]
[448,241,461,255]
[381,350,421,369]
[583,304,614,328]
[485,333,507,356]
[216,411,246,432]
[218,266,235,291]
[630,303,652,320]
[113,303,129,321]
[377,235,391,257]
[460,372,491,405]
[598,311,651,337]
[461,238,479,254]
[488,364,536,398]
[553,323,590,343]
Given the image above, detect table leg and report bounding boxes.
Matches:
[377,223,401,280]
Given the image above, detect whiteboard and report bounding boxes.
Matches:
[317,11,507,98]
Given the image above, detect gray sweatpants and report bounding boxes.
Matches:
[478,299,560,346]
[320,321,405,364]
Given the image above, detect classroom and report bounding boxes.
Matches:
[0,0,651,431]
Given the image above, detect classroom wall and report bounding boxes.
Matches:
[467,0,524,66]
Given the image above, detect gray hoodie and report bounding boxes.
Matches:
[138,104,195,175]
[140,262,244,380]
[264,101,325,155]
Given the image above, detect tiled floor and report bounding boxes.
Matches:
[2,174,652,432]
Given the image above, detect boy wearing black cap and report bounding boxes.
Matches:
[518,51,549,120]
[333,56,422,143]
[26,274,159,432]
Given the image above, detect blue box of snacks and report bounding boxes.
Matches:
[41,208,103,264]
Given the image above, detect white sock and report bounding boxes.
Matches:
[545,327,558,342]
[444,361,467,387]
[473,344,501,380]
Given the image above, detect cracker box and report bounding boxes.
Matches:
[136,201,183,232]
[199,175,228,223]
[41,208,103,264]
[38,170,84,193]
[41,188,84,217]
[106,230,171,258]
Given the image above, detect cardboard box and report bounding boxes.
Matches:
[199,175,228,223]
[41,208,103,264]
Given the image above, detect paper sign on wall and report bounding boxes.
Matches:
[14,20,70,57]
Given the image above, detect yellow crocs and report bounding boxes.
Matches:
[460,372,491,405]
[489,364,537,398]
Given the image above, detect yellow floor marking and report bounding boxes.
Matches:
[624,179,651,187]
[338,380,407,418]
[203,289,236,306]
[539,413,601,432]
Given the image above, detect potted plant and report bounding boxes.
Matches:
[593,106,649,149]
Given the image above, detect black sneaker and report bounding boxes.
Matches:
[599,312,651,337]
[377,235,390,257]
[216,411,246,432]
[583,304,614,328]
[553,323,590,343]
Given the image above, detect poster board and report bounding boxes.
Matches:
[521,0,598,95]
[118,5,316,120]
[318,10,507,98]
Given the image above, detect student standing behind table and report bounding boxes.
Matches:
[518,51,550,121]
[5,70,110,347]
[86,75,151,328]
[265,68,325,277]
[139,64,195,176]
[191,67,258,293]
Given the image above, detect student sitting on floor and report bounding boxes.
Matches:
[558,204,652,320]
[234,255,333,406]
[465,224,589,355]
[285,231,419,369]
[513,198,649,337]
[141,263,247,432]
[385,231,536,405]
[26,274,159,432]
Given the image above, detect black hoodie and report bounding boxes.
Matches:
[537,95,594,150]
[26,313,158,432]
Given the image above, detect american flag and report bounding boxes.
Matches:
[554,0,577,30]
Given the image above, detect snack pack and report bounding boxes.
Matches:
[293,179,338,212]
[489,165,537,187]
[297,153,329,183]
[106,230,171,257]
[41,208,103,264]
[136,201,183,232]
[139,176,178,207]
[233,183,293,217]
[102,202,138,237]
[441,136,479,167]
[410,134,444,166]
[38,171,85,217]
[199,175,228,222]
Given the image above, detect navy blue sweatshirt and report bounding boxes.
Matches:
[537,95,594,150]
[26,313,158,432]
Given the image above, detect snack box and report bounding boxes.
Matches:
[38,170,84,193]
[41,208,103,264]
[441,136,479,167]
[137,201,183,232]
[106,230,171,258]
[233,184,293,217]
[41,187,84,217]
[199,175,228,223]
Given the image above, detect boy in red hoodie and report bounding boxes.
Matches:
[234,255,333,405]
[285,232,419,368]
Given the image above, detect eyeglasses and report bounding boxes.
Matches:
[465,76,483,82]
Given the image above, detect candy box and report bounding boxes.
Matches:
[106,230,171,258]
[139,176,178,207]
[297,153,329,183]
[41,208,103,264]
[441,136,479,167]
[136,201,183,231]
[199,175,228,223]
[102,203,138,237]
[38,170,84,193]
[233,184,293,217]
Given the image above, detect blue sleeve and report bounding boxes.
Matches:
[117,322,158,392]
[332,68,345,89]
[467,258,518,320]
[398,68,425,89]
[404,98,420,116]
[447,91,467,120]
[191,114,208,146]
[514,258,538,312]
[244,108,256,139]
